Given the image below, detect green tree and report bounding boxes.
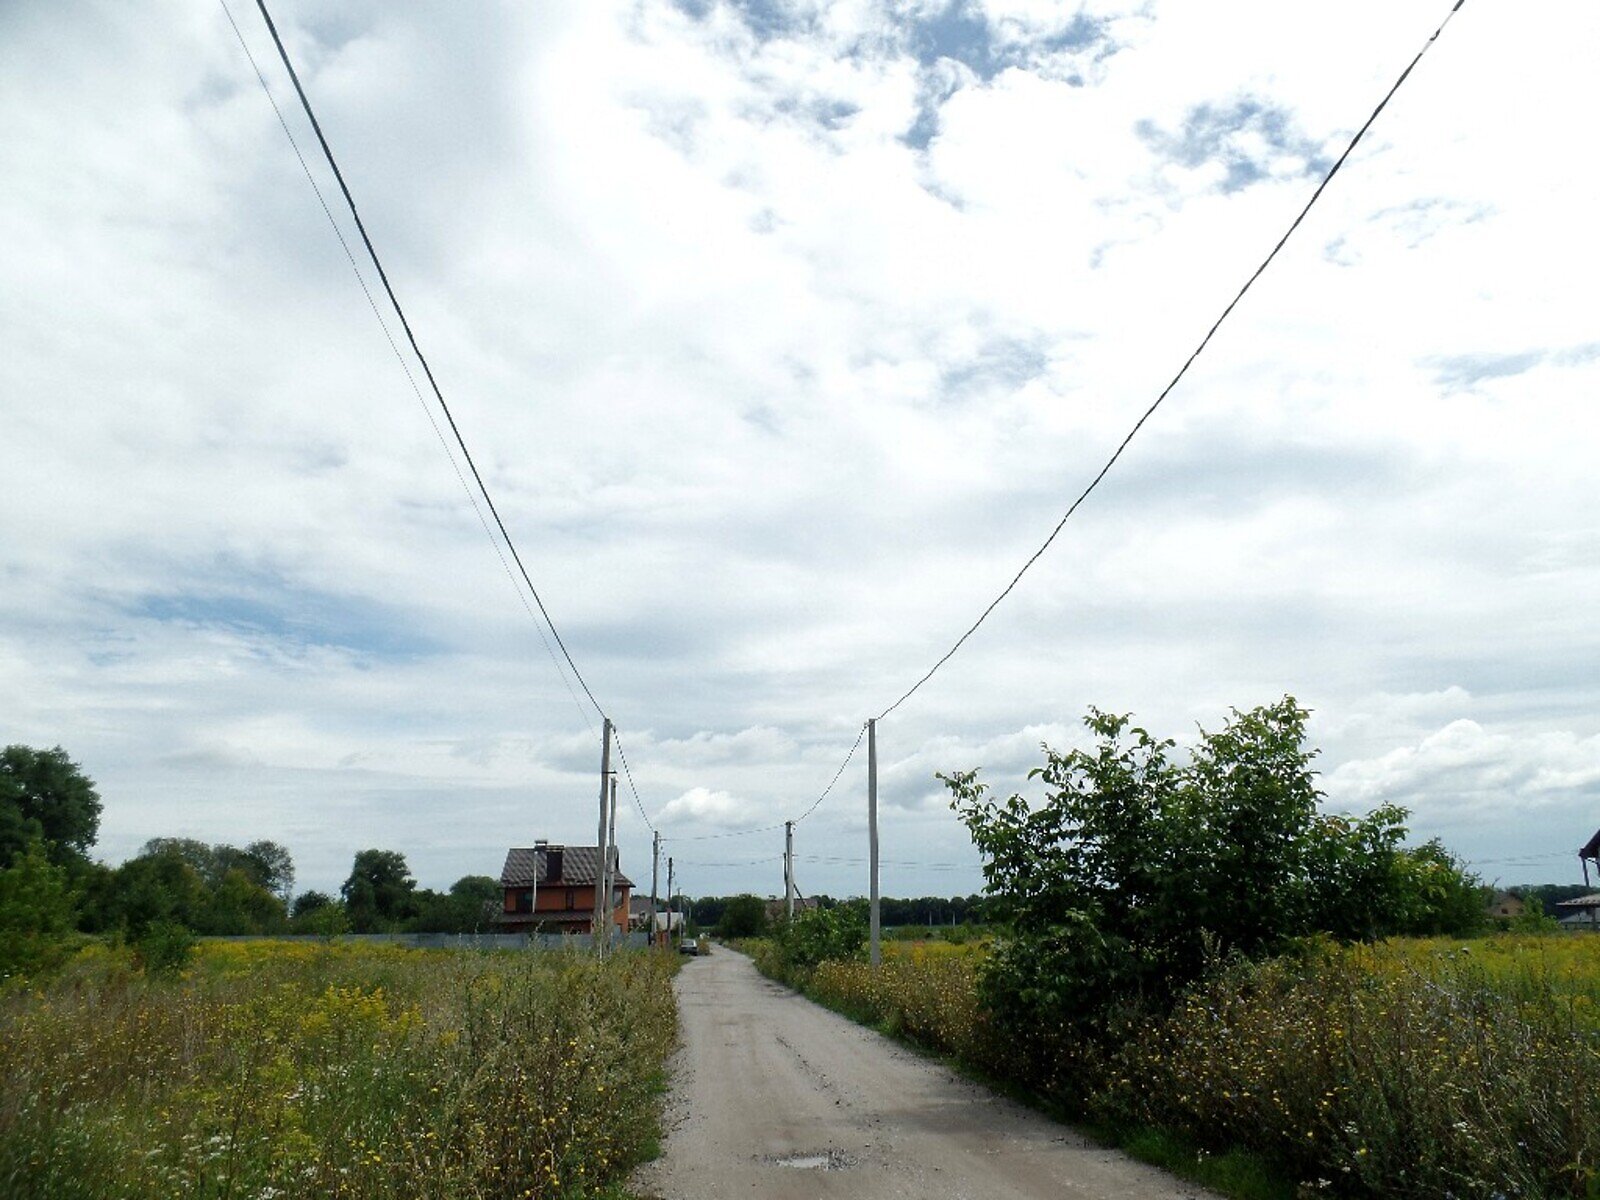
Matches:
[0,745,102,867]
[242,840,295,903]
[0,840,79,978]
[447,874,500,931]
[716,894,769,938]
[112,852,209,936]
[341,849,417,932]
[290,890,349,935]
[199,867,287,935]
[1389,838,1485,936]
[140,838,221,882]
[291,889,337,918]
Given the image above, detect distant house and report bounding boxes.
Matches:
[627,894,655,930]
[1557,893,1600,930]
[1486,891,1526,921]
[497,841,632,934]
[764,896,820,923]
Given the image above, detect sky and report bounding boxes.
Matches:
[3,0,1598,901]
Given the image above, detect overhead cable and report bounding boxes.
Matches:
[793,722,868,824]
[611,728,657,833]
[218,0,596,734]
[661,823,787,843]
[248,0,605,720]
[875,0,1468,722]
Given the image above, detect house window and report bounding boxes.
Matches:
[565,888,576,910]
[516,889,533,914]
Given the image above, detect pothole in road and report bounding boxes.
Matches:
[764,1149,854,1171]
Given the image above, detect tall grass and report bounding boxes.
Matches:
[0,941,678,1199]
[1107,937,1600,1198]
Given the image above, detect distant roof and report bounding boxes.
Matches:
[500,845,634,889]
[1557,893,1600,909]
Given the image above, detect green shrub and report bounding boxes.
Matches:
[942,698,1485,1099]
[132,920,195,975]
[766,903,868,973]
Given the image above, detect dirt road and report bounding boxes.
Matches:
[634,948,1218,1200]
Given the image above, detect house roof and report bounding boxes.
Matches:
[1557,893,1600,909]
[499,845,633,889]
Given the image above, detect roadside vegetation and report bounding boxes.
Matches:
[0,940,677,1199]
[747,698,1600,1199]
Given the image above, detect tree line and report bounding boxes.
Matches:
[0,744,502,976]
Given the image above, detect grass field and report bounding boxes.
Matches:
[751,932,1600,1198]
[0,941,678,1199]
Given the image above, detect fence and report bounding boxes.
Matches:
[203,931,653,951]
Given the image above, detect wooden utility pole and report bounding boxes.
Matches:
[650,829,661,945]
[666,857,675,949]
[868,717,880,968]
[593,717,612,952]
[784,820,795,920]
[601,775,618,944]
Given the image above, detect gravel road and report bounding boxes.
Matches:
[633,947,1220,1200]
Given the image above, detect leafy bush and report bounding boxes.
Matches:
[133,919,195,975]
[769,903,867,972]
[942,698,1484,1096]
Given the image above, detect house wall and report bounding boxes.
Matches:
[501,884,631,926]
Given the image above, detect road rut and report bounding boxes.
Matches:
[634,948,1220,1200]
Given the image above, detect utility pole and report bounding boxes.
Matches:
[868,717,880,968]
[601,775,618,946]
[650,829,661,947]
[593,717,612,954]
[784,820,795,920]
[666,857,675,950]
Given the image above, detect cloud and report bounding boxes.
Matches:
[1136,96,1329,194]
[1427,341,1600,390]
[1326,720,1600,838]
[654,786,766,829]
[2,0,1598,899]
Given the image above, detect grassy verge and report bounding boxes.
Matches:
[740,934,1600,1199]
[0,940,679,1199]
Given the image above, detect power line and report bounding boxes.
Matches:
[793,722,867,824]
[218,0,595,735]
[249,0,606,720]
[661,824,787,843]
[611,727,656,833]
[800,855,972,871]
[875,0,1468,722]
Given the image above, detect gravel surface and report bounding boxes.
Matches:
[633,947,1222,1200]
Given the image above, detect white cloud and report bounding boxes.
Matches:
[654,786,763,829]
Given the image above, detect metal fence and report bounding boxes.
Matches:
[203,931,653,951]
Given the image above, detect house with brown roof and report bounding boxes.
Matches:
[497,840,632,934]
[1486,890,1526,921]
